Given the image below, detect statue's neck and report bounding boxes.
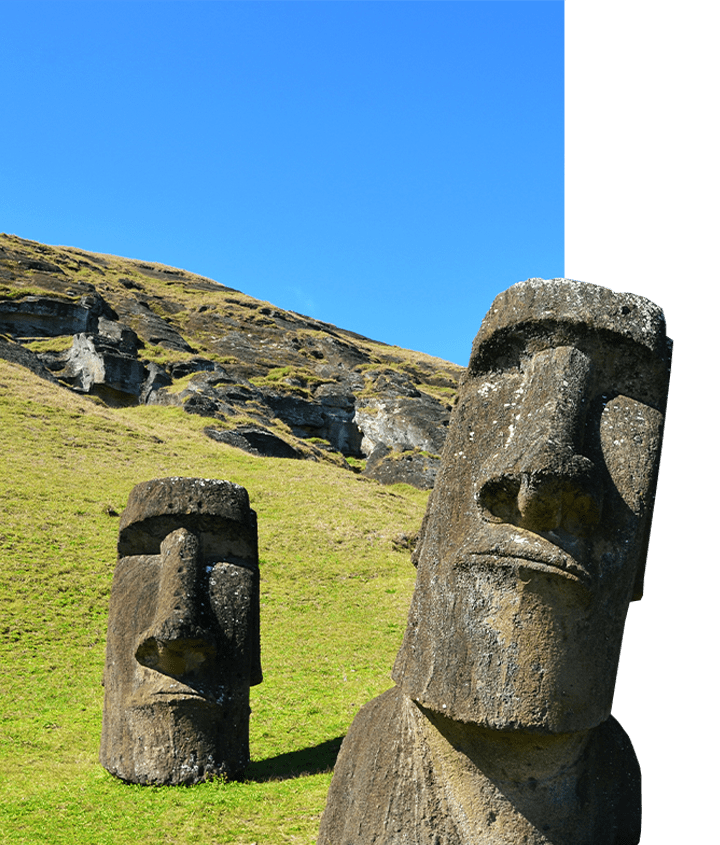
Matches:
[419,703,591,785]
[417,702,602,842]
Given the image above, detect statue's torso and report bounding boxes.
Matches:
[318,686,640,845]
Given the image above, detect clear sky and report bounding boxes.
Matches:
[1,1,563,367]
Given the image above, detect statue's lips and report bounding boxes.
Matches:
[467,553,591,588]
[152,689,218,706]
[130,675,221,708]
[457,526,591,587]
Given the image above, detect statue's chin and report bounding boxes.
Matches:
[394,561,628,733]
[102,699,248,785]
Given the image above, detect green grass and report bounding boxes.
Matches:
[23,336,75,354]
[0,359,427,844]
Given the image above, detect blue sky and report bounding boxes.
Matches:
[1,1,563,366]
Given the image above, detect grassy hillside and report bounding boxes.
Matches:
[0,357,428,843]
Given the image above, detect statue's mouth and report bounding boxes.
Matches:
[151,690,219,707]
[130,673,222,708]
[456,524,592,588]
[468,552,590,587]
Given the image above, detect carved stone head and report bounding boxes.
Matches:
[393,280,671,733]
[100,477,262,784]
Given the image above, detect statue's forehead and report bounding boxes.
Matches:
[118,477,256,558]
[470,279,669,366]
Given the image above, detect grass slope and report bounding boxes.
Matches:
[0,358,428,844]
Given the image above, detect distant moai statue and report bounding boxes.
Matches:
[318,279,671,844]
[100,477,262,785]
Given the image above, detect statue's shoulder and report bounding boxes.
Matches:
[317,686,404,844]
[318,686,457,844]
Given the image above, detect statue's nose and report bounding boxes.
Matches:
[135,527,216,676]
[476,346,604,536]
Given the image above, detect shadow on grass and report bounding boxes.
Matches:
[245,735,345,782]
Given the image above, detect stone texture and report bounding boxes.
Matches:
[0,233,462,487]
[61,333,147,402]
[355,400,449,456]
[113,296,194,352]
[319,279,671,844]
[205,425,304,459]
[363,443,441,490]
[0,293,108,337]
[0,335,60,383]
[100,477,262,785]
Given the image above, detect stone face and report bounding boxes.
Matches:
[100,477,262,785]
[319,279,671,844]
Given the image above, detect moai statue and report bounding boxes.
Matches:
[100,477,262,785]
[319,279,671,844]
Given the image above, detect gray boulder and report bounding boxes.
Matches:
[354,393,449,456]
[61,334,146,402]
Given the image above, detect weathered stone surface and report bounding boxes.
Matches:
[168,357,218,379]
[139,362,172,404]
[264,386,364,455]
[363,443,440,490]
[113,296,193,352]
[0,295,96,337]
[205,425,303,459]
[320,687,640,844]
[0,335,59,383]
[60,333,146,402]
[319,279,671,844]
[354,392,450,456]
[100,477,262,785]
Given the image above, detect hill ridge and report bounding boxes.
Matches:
[0,233,462,488]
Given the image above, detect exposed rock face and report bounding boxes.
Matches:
[318,279,672,844]
[0,233,462,486]
[0,335,60,384]
[61,333,147,402]
[205,425,304,460]
[100,477,262,785]
[0,294,102,337]
[363,444,440,490]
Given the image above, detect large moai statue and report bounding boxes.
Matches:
[318,279,671,844]
[100,477,262,785]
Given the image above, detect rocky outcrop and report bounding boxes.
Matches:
[363,444,441,490]
[60,333,147,403]
[0,233,462,487]
[0,335,60,384]
[205,425,304,460]
[0,292,113,338]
